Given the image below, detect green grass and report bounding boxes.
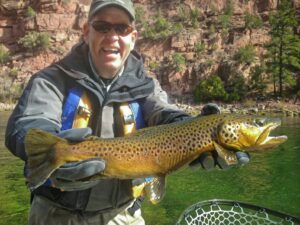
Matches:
[0,156,29,225]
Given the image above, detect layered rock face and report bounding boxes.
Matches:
[0,0,299,100]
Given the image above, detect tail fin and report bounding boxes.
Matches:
[25,129,67,189]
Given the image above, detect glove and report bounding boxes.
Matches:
[190,103,250,170]
[190,150,250,170]
[57,127,93,142]
[201,103,221,115]
[47,128,106,191]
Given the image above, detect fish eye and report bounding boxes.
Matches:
[255,118,265,126]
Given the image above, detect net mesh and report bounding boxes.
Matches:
[176,199,300,225]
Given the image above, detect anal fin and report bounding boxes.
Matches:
[144,176,166,204]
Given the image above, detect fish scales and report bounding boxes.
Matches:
[61,118,216,178]
[25,114,288,190]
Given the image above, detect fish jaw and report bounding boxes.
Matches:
[254,135,288,150]
[253,118,288,150]
[217,116,288,151]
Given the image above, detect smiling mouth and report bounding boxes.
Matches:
[102,48,119,54]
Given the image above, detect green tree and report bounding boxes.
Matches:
[249,65,267,96]
[265,0,300,96]
[194,75,228,102]
[226,74,248,102]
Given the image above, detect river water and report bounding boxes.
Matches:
[0,111,299,225]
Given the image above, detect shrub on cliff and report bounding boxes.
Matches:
[18,31,51,52]
[194,75,228,102]
[234,44,256,64]
[0,44,10,65]
[244,12,263,31]
[172,53,186,72]
[194,42,205,58]
[178,5,200,28]
[218,0,233,29]
[141,10,183,40]
[26,6,36,18]
[0,69,23,103]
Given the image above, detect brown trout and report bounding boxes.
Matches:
[25,114,287,203]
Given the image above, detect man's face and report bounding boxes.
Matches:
[83,6,137,78]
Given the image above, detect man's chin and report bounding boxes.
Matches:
[97,63,123,78]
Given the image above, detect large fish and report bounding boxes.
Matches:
[25,114,287,203]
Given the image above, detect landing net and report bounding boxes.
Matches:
[176,199,300,225]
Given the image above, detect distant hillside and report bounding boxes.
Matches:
[0,0,299,104]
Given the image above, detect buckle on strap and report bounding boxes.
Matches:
[120,103,136,135]
[127,197,145,216]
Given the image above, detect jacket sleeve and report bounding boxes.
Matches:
[5,70,65,161]
[141,79,190,126]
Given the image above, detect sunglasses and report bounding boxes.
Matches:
[90,21,134,37]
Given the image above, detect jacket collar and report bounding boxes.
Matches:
[55,41,155,103]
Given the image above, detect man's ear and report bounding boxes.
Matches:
[130,30,138,51]
[82,22,89,44]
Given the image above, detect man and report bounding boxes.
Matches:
[5,0,249,224]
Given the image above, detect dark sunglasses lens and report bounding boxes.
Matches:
[92,22,111,33]
[115,24,133,36]
[91,21,133,36]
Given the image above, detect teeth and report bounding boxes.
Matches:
[103,48,119,53]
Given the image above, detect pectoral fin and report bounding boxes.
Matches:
[213,141,238,166]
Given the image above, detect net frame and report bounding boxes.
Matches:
[176,199,300,225]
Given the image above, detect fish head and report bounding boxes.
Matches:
[217,116,288,151]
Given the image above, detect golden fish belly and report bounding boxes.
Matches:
[62,128,214,179]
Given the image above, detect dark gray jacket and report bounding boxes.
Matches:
[5,41,189,213]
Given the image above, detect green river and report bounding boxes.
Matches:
[0,111,299,225]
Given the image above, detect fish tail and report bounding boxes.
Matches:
[24,129,68,189]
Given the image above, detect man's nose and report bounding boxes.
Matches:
[104,28,119,41]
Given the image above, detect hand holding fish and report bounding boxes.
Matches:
[191,103,250,170]
[46,128,106,191]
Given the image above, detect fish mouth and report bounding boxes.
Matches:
[254,118,288,150]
